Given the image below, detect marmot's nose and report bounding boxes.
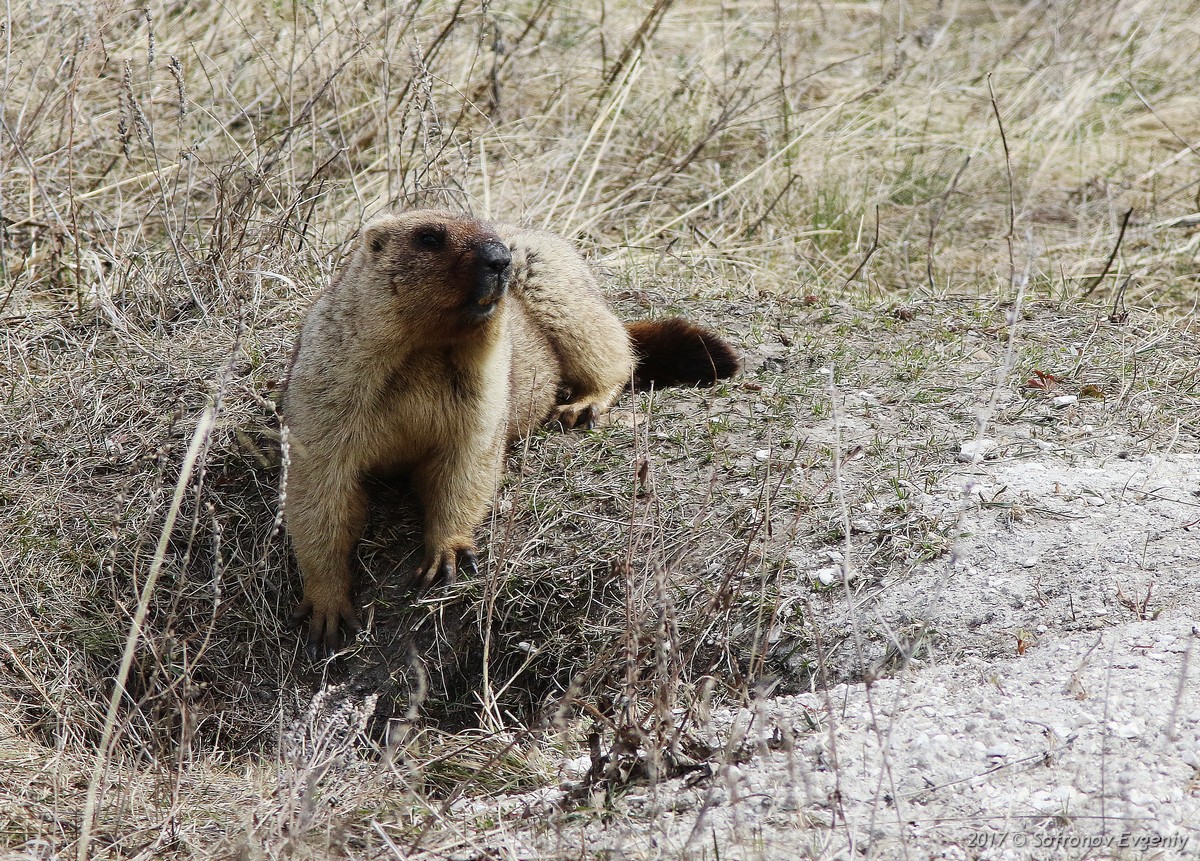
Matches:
[478,240,511,274]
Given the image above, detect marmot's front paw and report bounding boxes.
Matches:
[292,590,361,657]
[415,545,478,589]
[549,402,598,430]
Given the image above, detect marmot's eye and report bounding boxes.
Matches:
[415,228,445,250]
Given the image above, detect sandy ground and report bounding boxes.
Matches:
[448,420,1200,859]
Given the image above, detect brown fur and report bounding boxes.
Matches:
[282,210,738,651]
[627,317,741,389]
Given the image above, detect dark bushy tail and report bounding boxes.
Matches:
[625,318,740,390]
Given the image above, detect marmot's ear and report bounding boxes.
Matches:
[364,224,389,256]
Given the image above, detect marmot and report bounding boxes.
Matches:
[283,210,739,651]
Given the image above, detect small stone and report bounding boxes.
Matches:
[1127,788,1153,806]
[560,755,592,780]
[754,449,770,461]
[1108,720,1143,739]
[1021,556,1039,568]
[1052,394,1078,408]
[958,439,998,463]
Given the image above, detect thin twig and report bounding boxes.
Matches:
[926,155,970,292]
[1109,273,1131,321]
[842,204,881,288]
[1082,207,1133,298]
[987,74,1016,291]
[77,405,218,861]
[603,0,675,89]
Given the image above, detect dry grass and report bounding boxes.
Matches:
[2,0,1200,858]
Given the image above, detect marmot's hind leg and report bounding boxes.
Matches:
[500,226,634,428]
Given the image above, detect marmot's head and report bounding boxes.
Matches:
[349,210,512,339]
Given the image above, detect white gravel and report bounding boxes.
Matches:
[450,439,1200,860]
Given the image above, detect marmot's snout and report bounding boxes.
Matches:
[467,239,512,321]
[477,239,512,273]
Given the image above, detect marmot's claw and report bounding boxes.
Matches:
[416,546,479,589]
[293,595,360,658]
[550,403,598,431]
